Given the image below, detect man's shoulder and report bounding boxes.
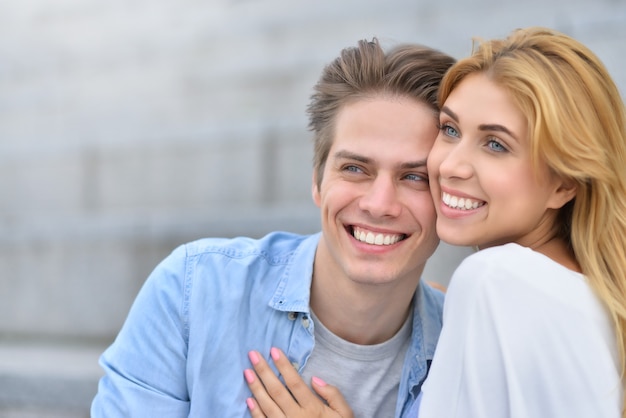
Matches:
[408,281,445,352]
[180,231,319,263]
[420,281,445,309]
[149,231,319,299]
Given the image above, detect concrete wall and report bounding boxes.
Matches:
[1,0,625,343]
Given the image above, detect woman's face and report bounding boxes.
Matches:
[427,73,573,249]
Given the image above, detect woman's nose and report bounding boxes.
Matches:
[438,142,473,180]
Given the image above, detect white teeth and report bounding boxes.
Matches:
[353,227,403,246]
[442,192,483,210]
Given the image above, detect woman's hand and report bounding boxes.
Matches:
[244,347,354,418]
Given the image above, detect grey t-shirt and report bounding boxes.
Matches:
[300,309,412,418]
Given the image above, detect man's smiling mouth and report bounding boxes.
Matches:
[351,226,406,246]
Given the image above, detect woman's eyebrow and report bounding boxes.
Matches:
[440,106,459,122]
[479,123,518,140]
[442,105,519,141]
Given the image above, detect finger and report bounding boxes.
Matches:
[246,397,268,418]
[312,377,355,418]
[248,350,299,415]
[269,347,321,409]
[244,367,285,418]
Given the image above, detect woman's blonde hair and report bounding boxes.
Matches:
[439,26,626,415]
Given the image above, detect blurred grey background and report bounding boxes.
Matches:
[0,0,624,416]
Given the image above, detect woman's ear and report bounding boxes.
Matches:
[548,178,577,209]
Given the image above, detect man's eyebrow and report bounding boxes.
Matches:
[333,150,370,163]
[333,150,427,169]
[399,160,428,170]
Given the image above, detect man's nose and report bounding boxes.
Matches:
[359,176,402,218]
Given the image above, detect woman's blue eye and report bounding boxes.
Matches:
[439,123,459,137]
[487,139,507,152]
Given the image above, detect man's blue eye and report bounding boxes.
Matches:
[405,173,427,182]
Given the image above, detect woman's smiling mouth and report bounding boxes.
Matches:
[442,192,485,210]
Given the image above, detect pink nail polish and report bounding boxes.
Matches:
[246,397,256,410]
[244,369,255,383]
[248,350,260,365]
[270,347,280,361]
[312,376,327,387]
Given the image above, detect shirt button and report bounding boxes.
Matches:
[287,312,297,321]
[301,317,310,328]
[291,361,300,370]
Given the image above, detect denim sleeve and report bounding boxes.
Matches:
[91,245,191,417]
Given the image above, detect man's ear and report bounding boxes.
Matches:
[312,172,321,208]
[548,178,577,209]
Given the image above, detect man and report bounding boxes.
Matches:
[91,38,455,417]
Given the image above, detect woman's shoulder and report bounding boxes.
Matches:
[454,243,578,283]
[451,243,537,286]
[461,242,531,264]
[448,243,591,314]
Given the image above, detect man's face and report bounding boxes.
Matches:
[313,96,440,288]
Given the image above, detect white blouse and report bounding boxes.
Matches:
[419,243,622,418]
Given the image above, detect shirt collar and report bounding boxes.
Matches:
[268,232,320,313]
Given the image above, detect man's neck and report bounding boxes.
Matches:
[309,271,417,345]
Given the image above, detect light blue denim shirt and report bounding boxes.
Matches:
[91,231,444,417]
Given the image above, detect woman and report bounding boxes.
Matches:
[245,27,626,417]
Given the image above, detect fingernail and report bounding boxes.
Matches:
[270,347,280,361]
[246,397,256,410]
[312,376,327,387]
[248,350,260,365]
[244,369,255,383]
